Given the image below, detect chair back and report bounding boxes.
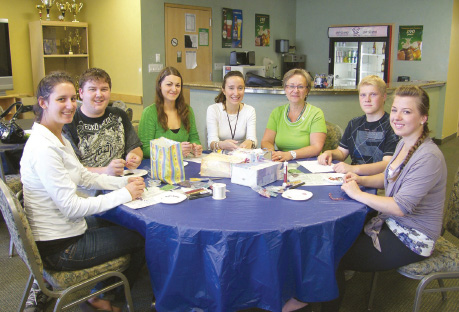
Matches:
[0,179,44,283]
[322,121,343,152]
[444,166,459,238]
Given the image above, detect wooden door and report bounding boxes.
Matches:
[165,4,213,89]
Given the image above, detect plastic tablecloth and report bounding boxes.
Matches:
[101,159,372,312]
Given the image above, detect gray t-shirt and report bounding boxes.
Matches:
[385,137,447,241]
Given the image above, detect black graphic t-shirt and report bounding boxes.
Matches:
[339,112,399,165]
[63,106,142,167]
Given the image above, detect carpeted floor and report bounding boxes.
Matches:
[1,137,458,312]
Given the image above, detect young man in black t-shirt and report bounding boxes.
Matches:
[63,68,143,176]
[318,75,399,175]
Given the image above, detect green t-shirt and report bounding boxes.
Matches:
[138,104,201,158]
[266,103,327,151]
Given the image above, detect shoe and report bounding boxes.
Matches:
[24,280,50,312]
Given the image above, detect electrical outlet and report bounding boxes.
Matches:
[148,64,163,73]
[214,63,225,70]
[156,54,160,63]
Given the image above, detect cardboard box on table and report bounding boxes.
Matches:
[231,161,282,187]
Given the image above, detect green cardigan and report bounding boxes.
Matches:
[138,104,202,158]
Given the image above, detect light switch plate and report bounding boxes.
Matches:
[156,54,160,63]
[214,63,225,70]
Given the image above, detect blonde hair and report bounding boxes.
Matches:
[358,75,386,95]
[282,68,313,90]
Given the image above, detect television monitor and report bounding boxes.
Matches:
[0,18,13,96]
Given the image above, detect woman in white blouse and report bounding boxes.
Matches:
[20,72,145,312]
[207,71,257,151]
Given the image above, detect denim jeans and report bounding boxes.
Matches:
[43,216,146,307]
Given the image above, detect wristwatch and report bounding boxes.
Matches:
[290,150,297,160]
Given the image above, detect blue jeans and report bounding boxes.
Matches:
[42,216,146,307]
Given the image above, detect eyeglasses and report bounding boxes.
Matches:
[286,85,307,91]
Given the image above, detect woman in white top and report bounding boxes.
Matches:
[20,72,146,312]
[207,71,257,151]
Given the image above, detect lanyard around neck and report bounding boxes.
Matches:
[226,104,240,140]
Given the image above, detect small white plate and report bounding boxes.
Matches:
[324,174,345,185]
[159,192,187,204]
[123,169,148,178]
[183,161,188,167]
[282,189,313,201]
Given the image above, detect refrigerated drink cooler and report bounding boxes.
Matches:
[328,25,391,87]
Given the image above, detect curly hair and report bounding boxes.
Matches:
[214,71,245,110]
[34,71,75,122]
[155,67,190,132]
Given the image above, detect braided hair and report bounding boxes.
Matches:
[392,85,430,177]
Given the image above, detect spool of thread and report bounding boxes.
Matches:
[212,183,226,200]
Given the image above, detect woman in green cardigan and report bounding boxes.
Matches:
[138,67,203,158]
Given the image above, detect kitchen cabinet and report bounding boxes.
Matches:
[29,20,89,93]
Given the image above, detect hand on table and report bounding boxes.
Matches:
[181,142,193,157]
[341,179,362,200]
[219,139,239,151]
[333,162,353,174]
[318,151,333,165]
[192,143,203,156]
[238,139,253,149]
[271,151,292,162]
[126,177,145,200]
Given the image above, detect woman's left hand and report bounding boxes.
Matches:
[272,151,291,162]
[341,180,362,200]
[239,139,253,149]
[192,143,202,156]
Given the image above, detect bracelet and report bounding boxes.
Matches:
[214,141,220,152]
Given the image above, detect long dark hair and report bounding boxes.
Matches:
[214,71,245,111]
[155,66,190,132]
[392,85,430,177]
[34,71,75,122]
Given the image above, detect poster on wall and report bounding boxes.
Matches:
[255,14,270,46]
[222,8,243,48]
[397,25,423,61]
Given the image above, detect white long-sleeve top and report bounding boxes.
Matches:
[206,103,257,149]
[20,123,132,242]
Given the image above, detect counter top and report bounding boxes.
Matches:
[184,80,445,95]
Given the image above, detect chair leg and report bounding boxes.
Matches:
[438,278,447,301]
[368,272,379,311]
[123,280,134,312]
[9,236,15,257]
[19,274,34,312]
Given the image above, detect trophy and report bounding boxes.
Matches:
[40,0,56,21]
[69,0,83,23]
[73,29,82,54]
[64,31,73,54]
[56,2,70,21]
[36,4,44,20]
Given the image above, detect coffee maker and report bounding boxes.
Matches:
[281,54,306,77]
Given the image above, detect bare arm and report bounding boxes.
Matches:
[349,155,392,176]
[341,180,404,216]
[318,146,349,165]
[261,128,276,151]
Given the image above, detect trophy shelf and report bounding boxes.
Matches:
[29,20,89,94]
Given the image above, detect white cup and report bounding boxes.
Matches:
[212,183,226,200]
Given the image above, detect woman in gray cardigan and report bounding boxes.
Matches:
[314,85,447,312]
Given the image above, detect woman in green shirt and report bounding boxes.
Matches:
[138,67,202,158]
[261,68,327,162]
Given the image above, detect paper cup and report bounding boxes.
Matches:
[212,183,226,200]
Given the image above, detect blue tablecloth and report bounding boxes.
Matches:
[101,159,372,312]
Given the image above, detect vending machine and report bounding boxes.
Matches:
[328,25,392,87]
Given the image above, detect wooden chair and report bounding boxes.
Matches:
[368,166,459,311]
[0,179,134,311]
